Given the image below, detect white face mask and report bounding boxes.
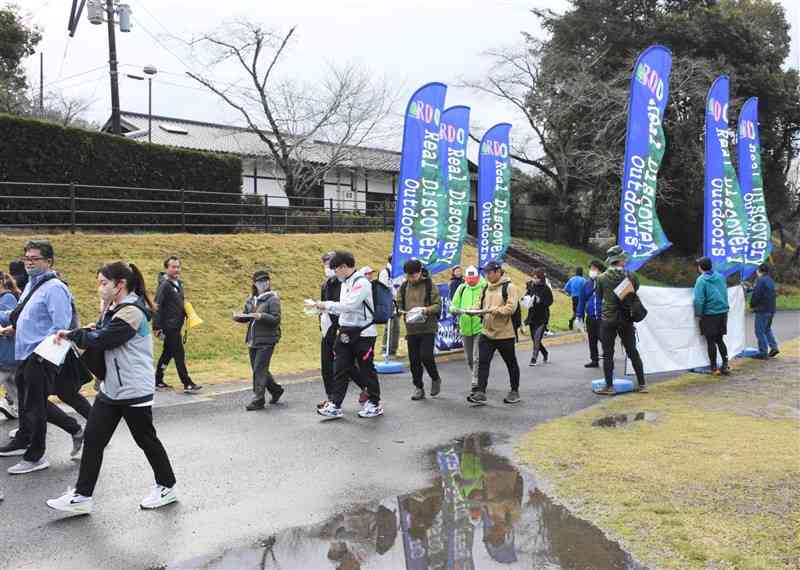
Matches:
[589,270,599,279]
[254,280,270,294]
[324,267,335,278]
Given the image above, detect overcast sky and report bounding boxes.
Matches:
[15,0,800,155]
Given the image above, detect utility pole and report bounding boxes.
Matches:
[39,52,44,116]
[106,0,121,135]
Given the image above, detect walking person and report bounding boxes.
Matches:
[234,271,284,411]
[378,256,400,357]
[0,272,20,421]
[153,256,201,393]
[563,267,586,330]
[522,269,552,367]
[693,257,731,375]
[449,266,485,390]
[469,261,521,406]
[576,260,605,368]
[595,246,647,395]
[315,251,383,419]
[397,260,442,400]
[46,261,177,514]
[0,240,88,472]
[749,263,780,359]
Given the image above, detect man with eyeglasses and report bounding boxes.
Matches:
[0,240,88,474]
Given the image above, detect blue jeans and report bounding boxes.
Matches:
[754,312,778,355]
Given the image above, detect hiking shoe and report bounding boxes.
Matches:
[466,391,487,404]
[8,458,49,475]
[711,369,722,376]
[595,387,615,396]
[0,439,27,457]
[357,390,369,405]
[634,384,649,393]
[155,381,172,391]
[183,384,202,394]
[140,484,178,510]
[0,398,18,420]
[246,398,266,411]
[411,388,425,401]
[357,402,384,418]
[430,379,442,397]
[47,489,93,515]
[269,387,284,405]
[316,401,343,420]
[720,364,731,376]
[528,360,537,367]
[71,428,84,460]
[584,361,599,369]
[317,399,331,410]
[769,349,780,358]
[503,391,521,404]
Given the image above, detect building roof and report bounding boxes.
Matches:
[105,111,402,173]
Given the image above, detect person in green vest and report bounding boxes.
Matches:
[449,266,486,390]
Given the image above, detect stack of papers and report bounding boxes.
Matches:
[34,335,72,366]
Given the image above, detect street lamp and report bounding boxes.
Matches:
[126,65,157,143]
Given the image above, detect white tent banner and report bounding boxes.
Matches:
[627,286,746,375]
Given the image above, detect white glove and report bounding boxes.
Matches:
[575,318,585,332]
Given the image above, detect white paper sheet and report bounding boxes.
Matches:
[34,335,72,366]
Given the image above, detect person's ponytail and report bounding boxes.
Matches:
[128,263,156,311]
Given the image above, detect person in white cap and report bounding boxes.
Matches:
[449,266,486,389]
[360,266,376,281]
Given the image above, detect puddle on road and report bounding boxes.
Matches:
[166,434,644,570]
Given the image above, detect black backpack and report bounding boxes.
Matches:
[480,281,523,341]
[618,272,648,323]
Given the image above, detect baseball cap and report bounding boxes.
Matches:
[360,265,375,275]
[483,260,502,272]
[465,265,479,277]
[252,270,270,282]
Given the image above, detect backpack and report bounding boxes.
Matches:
[364,278,394,325]
[480,281,523,340]
[618,272,648,323]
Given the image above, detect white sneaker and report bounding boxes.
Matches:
[0,398,17,420]
[316,401,343,420]
[8,458,50,475]
[140,484,178,510]
[357,402,384,418]
[46,489,93,515]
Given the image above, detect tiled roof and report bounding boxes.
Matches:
[115,111,401,173]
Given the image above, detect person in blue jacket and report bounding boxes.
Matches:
[0,272,21,420]
[563,268,585,330]
[693,257,730,375]
[749,262,779,359]
[575,260,604,368]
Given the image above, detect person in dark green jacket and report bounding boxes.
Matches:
[449,265,485,390]
[693,257,730,375]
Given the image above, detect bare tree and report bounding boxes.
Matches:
[40,91,95,128]
[186,21,394,198]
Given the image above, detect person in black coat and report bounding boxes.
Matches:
[448,265,464,300]
[523,269,553,366]
[234,271,284,411]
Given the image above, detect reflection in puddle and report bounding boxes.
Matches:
[169,434,644,569]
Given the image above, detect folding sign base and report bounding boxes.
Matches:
[737,347,762,358]
[375,360,404,374]
[689,366,714,374]
[591,378,635,394]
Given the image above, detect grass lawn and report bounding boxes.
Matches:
[0,232,573,386]
[516,338,800,570]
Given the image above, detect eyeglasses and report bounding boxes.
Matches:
[22,256,45,262]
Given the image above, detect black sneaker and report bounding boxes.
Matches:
[183,384,203,394]
[584,361,600,368]
[0,439,28,457]
[466,391,487,405]
[246,399,266,411]
[155,381,172,391]
[411,388,425,401]
[430,379,441,397]
[269,386,285,405]
[768,349,780,358]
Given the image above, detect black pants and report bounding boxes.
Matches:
[704,335,728,370]
[331,335,380,407]
[529,323,548,363]
[16,356,90,462]
[476,335,520,392]
[249,345,282,400]
[321,336,364,398]
[156,328,193,386]
[568,297,579,329]
[586,316,601,364]
[600,320,645,388]
[406,334,440,388]
[75,398,176,497]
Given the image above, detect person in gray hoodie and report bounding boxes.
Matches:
[234,270,283,411]
[46,261,177,515]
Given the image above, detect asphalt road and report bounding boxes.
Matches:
[0,313,797,569]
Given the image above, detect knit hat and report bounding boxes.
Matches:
[604,246,627,266]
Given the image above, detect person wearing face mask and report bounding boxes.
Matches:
[522,269,553,366]
[46,261,178,515]
[575,260,605,368]
[234,271,284,411]
[0,272,21,421]
[449,266,486,390]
